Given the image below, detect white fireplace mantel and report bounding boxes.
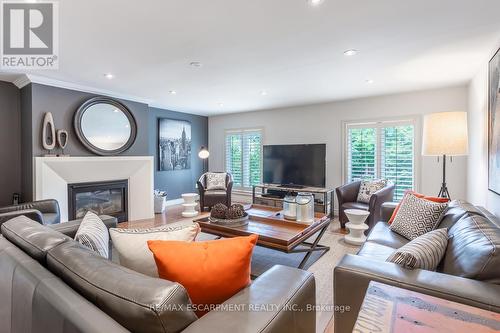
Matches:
[34,156,154,222]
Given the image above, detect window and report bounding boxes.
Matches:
[225,129,262,189]
[345,119,416,200]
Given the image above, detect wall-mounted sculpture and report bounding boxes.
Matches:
[42,112,56,156]
[57,130,69,156]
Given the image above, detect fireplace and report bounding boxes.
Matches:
[68,180,128,222]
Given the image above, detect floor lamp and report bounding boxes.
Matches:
[422,112,468,199]
[198,146,209,173]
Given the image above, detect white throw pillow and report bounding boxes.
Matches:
[74,211,109,258]
[109,223,200,277]
[206,172,227,190]
[390,193,448,240]
[357,179,387,203]
[386,228,448,270]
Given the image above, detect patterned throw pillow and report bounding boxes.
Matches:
[357,179,387,203]
[390,193,448,240]
[387,228,448,270]
[110,223,200,277]
[74,211,109,258]
[206,172,227,190]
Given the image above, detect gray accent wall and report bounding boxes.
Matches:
[18,83,208,202]
[0,81,21,206]
[149,107,208,200]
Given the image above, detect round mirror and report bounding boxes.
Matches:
[74,97,137,155]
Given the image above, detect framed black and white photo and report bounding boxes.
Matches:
[488,47,500,194]
[158,119,192,171]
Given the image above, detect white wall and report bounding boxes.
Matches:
[209,86,468,200]
[467,53,500,216]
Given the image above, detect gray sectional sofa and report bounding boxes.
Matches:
[0,216,316,333]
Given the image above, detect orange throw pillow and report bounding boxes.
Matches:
[388,191,449,224]
[148,234,258,317]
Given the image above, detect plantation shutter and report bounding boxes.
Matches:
[346,120,415,200]
[347,126,377,181]
[380,124,414,200]
[225,129,262,189]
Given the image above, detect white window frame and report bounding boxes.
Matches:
[341,116,421,195]
[224,127,264,191]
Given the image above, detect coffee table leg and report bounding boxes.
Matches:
[296,226,330,269]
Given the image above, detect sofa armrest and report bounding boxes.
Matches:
[0,209,44,227]
[334,254,500,333]
[380,202,398,222]
[183,265,316,333]
[49,215,118,238]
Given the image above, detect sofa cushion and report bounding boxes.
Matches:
[205,172,227,190]
[437,200,484,230]
[357,242,396,262]
[74,212,109,258]
[0,216,70,264]
[357,179,387,203]
[110,223,200,277]
[386,228,448,270]
[148,235,258,317]
[46,241,197,333]
[366,222,408,249]
[342,202,369,211]
[440,214,500,284]
[390,193,448,240]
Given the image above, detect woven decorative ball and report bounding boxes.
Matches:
[210,203,228,219]
[225,206,245,219]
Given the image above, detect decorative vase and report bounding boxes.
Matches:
[57,130,69,156]
[42,112,56,155]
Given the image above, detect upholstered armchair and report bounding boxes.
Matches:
[197,172,233,211]
[0,199,61,227]
[336,181,395,233]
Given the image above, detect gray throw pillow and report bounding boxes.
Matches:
[357,179,387,203]
[390,193,448,240]
[387,228,448,270]
[74,211,109,258]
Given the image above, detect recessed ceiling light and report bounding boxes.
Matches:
[190,61,203,68]
[218,102,224,107]
[366,79,374,84]
[104,73,114,79]
[168,90,177,95]
[343,49,358,56]
[260,90,268,96]
[307,0,324,6]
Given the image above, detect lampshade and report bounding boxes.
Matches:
[198,146,209,159]
[422,111,468,156]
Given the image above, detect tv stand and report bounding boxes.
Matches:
[252,184,334,217]
[279,184,304,189]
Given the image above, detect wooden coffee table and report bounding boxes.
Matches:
[193,205,331,269]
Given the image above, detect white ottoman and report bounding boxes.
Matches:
[344,209,370,245]
[182,193,199,217]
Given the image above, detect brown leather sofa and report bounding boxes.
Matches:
[197,172,233,211]
[0,215,316,333]
[333,200,500,333]
[336,180,395,232]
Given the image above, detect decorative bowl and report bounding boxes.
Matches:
[209,212,249,227]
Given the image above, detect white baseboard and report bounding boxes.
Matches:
[166,198,184,206]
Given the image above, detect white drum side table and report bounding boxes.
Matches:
[181,193,199,217]
[344,209,370,245]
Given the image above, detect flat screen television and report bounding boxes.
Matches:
[263,144,326,187]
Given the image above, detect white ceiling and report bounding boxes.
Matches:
[2,0,500,116]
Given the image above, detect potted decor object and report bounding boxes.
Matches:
[209,203,249,227]
[154,190,167,214]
